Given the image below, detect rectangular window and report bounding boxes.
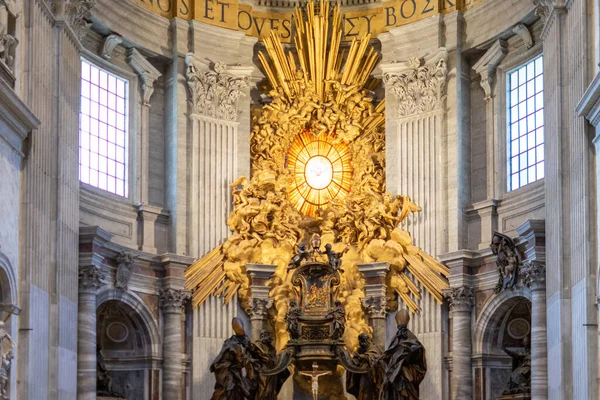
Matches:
[79,59,129,197]
[507,55,544,192]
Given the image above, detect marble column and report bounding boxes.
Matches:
[446,285,474,400]
[160,288,190,400]
[522,261,547,399]
[77,262,105,400]
[358,262,390,350]
[246,264,276,340]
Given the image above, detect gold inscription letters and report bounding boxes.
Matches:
[129,0,486,41]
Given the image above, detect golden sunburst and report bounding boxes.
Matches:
[287,131,352,216]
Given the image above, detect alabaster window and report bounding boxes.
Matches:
[507,55,544,191]
[79,58,129,197]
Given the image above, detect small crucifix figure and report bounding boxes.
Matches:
[299,362,331,400]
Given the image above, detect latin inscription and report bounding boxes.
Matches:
[130,0,481,41]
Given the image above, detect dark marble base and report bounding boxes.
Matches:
[496,393,531,400]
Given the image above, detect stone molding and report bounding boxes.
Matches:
[382,49,448,118]
[245,298,273,320]
[101,33,122,60]
[472,40,508,100]
[521,261,546,290]
[159,288,190,313]
[0,77,40,156]
[577,72,600,129]
[184,53,251,121]
[79,265,105,293]
[445,286,474,311]
[361,296,388,318]
[127,48,162,106]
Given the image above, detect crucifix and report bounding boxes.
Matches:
[299,362,331,400]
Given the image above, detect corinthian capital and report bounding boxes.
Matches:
[521,261,546,289]
[382,50,448,118]
[159,288,190,313]
[361,296,388,318]
[184,54,251,122]
[245,298,273,320]
[444,286,474,311]
[64,0,96,40]
[79,266,105,293]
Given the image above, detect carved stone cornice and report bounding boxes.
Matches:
[184,54,251,122]
[127,48,162,106]
[245,298,273,320]
[382,49,448,118]
[361,296,388,318]
[63,0,95,40]
[444,286,474,311]
[521,261,546,290]
[79,265,105,293]
[472,40,508,100]
[159,288,190,313]
[101,33,122,60]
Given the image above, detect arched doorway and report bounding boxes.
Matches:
[96,296,159,399]
[474,289,532,399]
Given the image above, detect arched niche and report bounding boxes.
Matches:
[96,289,162,399]
[473,287,532,399]
[0,252,18,400]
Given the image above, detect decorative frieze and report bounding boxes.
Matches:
[79,265,105,292]
[159,288,190,313]
[185,55,250,121]
[444,286,474,311]
[115,251,135,291]
[383,54,448,118]
[521,261,546,289]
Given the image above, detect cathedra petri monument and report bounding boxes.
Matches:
[184,1,450,398]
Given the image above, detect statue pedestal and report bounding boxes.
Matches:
[496,393,531,400]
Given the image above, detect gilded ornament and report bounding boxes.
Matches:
[185,0,449,352]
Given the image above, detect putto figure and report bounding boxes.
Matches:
[209,317,254,400]
[379,309,427,400]
[323,243,348,271]
[288,243,311,269]
[346,333,384,400]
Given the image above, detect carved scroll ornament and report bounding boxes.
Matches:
[185,57,250,121]
[383,56,448,118]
